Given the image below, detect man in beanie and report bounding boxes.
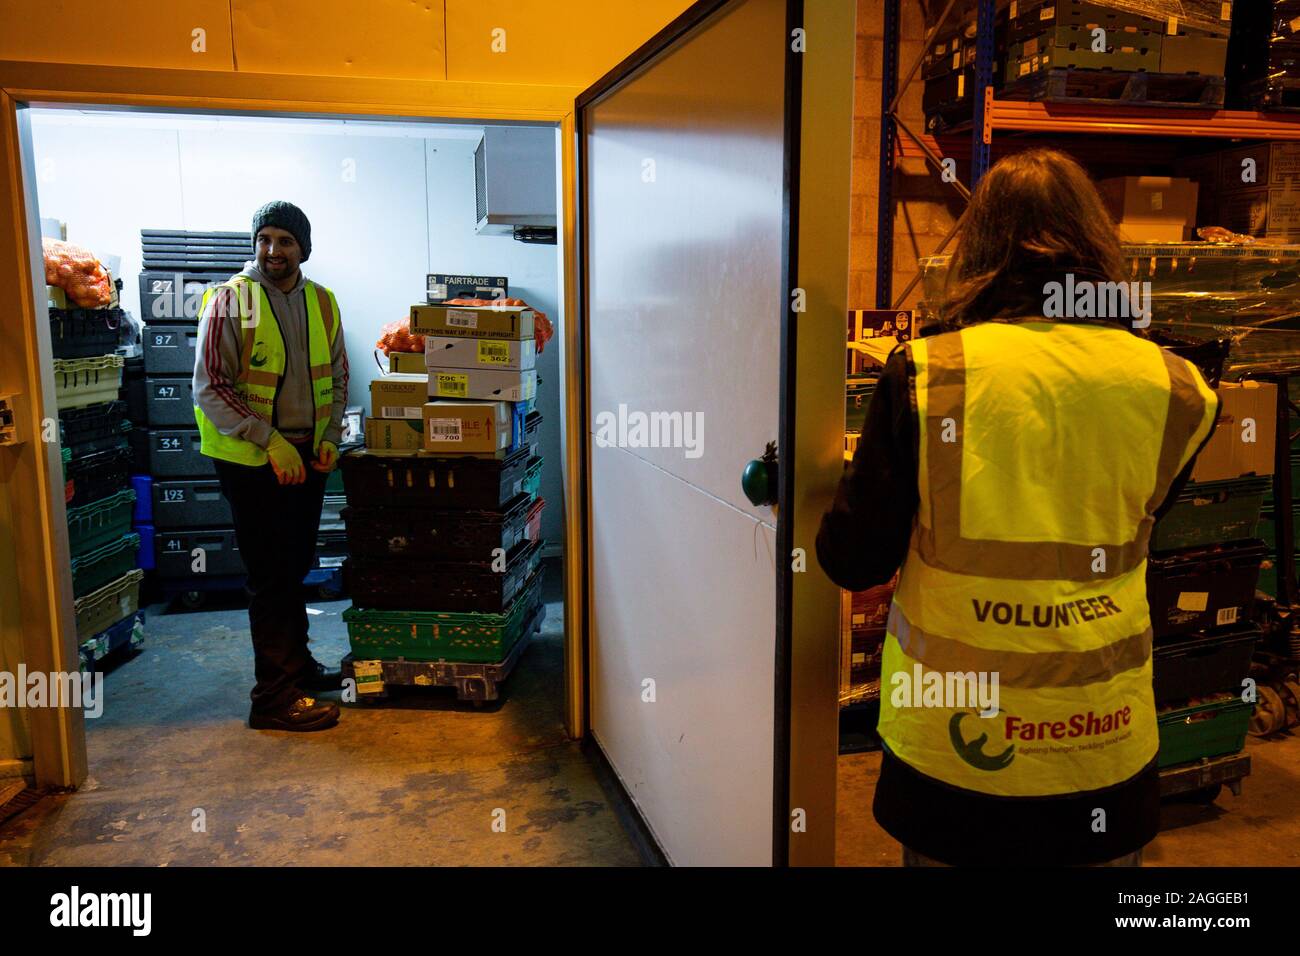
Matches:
[193,201,350,731]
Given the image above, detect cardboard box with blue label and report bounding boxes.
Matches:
[364,417,424,455]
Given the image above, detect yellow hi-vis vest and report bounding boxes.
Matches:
[193,275,340,466]
[880,320,1219,797]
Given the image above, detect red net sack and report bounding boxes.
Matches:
[375,318,425,355]
[43,238,112,308]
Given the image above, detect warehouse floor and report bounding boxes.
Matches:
[0,560,644,867]
[836,732,1300,866]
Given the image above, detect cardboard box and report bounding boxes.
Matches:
[1159,34,1227,75]
[1099,176,1199,241]
[425,335,536,371]
[1218,145,1270,192]
[421,400,513,455]
[1217,185,1300,238]
[410,304,534,340]
[370,374,428,420]
[847,309,912,374]
[1190,381,1277,483]
[426,274,508,304]
[46,285,68,309]
[365,417,424,455]
[387,351,426,374]
[428,367,537,403]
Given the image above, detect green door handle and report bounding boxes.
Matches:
[742,441,778,507]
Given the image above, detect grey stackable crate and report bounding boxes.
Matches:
[138,270,230,322]
[151,479,232,528]
[154,528,243,578]
[147,429,214,477]
[145,376,196,426]
[143,323,200,375]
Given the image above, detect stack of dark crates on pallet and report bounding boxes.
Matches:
[1145,376,1275,801]
[338,295,545,704]
[1228,0,1300,110]
[922,0,1233,133]
[48,274,145,671]
[132,230,247,603]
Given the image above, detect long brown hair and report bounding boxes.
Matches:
[942,149,1129,330]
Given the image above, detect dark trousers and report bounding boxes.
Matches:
[214,440,327,713]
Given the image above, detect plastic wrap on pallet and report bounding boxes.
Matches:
[918,243,1300,377]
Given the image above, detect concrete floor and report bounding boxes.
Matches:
[0,562,644,866]
[836,732,1300,866]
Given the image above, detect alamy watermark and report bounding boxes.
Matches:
[1042,274,1151,328]
[593,404,704,459]
[0,667,104,718]
[890,663,999,717]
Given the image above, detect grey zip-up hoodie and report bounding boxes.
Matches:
[193,262,349,450]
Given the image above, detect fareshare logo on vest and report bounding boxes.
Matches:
[948,704,1137,772]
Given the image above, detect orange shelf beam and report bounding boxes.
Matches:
[898,101,1300,158]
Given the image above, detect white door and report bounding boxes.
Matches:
[578,0,854,866]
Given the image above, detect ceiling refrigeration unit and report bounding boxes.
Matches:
[474,126,558,244]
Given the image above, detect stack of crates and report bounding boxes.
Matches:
[923,1,1233,133]
[1147,380,1275,772]
[1257,376,1300,597]
[1228,0,1300,110]
[337,300,545,702]
[48,277,146,670]
[132,230,248,593]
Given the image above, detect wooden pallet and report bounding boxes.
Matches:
[342,603,544,705]
[1002,68,1225,108]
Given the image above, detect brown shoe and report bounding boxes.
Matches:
[248,696,340,731]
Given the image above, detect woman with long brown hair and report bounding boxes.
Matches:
[818,148,1220,866]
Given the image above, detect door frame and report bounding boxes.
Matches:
[0,60,588,788]
[574,0,853,866]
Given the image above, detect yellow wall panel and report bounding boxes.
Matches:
[231,0,446,80]
[0,0,234,71]
[445,0,694,87]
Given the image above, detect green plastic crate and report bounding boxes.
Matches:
[1157,696,1253,769]
[523,456,543,500]
[70,532,140,599]
[343,573,543,663]
[73,568,144,641]
[66,488,136,558]
[1151,476,1270,553]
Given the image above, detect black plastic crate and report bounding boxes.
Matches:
[1153,626,1260,706]
[144,376,196,426]
[121,356,147,424]
[128,426,149,472]
[1147,540,1268,640]
[142,323,200,375]
[154,528,244,578]
[146,428,214,477]
[342,493,531,562]
[339,446,531,510]
[138,270,230,323]
[345,537,542,613]
[65,445,133,510]
[58,400,131,457]
[151,479,232,529]
[48,307,125,359]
